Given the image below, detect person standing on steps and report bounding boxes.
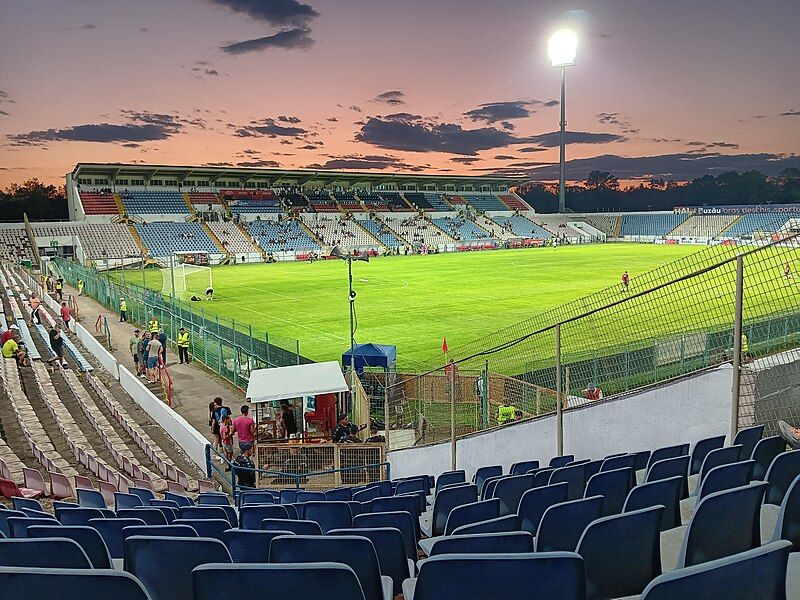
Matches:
[49,324,68,367]
[130,329,141,372]
[158,328,168,365]
[60,301,71,330]
[29,293,41,325]
[119,297,128,322]
[148,315,159,335]
[55,277,64,300]
[146,332,162,383]
[177,327,190,364]
[77,278,84,296]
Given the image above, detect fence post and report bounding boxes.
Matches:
[384,379,390,451]
[204,329,208,366]
[730,254,744,441]
[555,323,563,456]
[296,340,301,365]
[449,364,456,470]
[265,332,271,365]
[565,366,570,401]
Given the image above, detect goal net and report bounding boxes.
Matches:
[161,263,213,300]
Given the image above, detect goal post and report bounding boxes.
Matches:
[161,261,212,301]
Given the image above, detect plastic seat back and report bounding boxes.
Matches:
[772,473,800,550]
[600,454,636,473]
[751,436,785,480]
[764,449,800,505]
[435,470,465,495]
[492,474,536,515]
[330,527,407,595]
[88,518,146,559]
[371,494,420,518]
[623,476,683,531]
[172,518,230,541]
[128,487,155,505]
[429,483,477,537]
[698,445,743,482]
[394,477,426,496]
[271,535,382,600]
[518,483,568,535]
[11,497,42,512]
[473,465,503,494]
[646,455,690,498]
[548,464,586,500]
[7,517,57,538]
[197,492,230,506]
[480,475,508,500]
[296,491,325,503]
[0,510,25,538]
[647,444,689,470]
[548,455,574,468]
[116,508,167,526]
[586,467,634,516]
[641,540,790,600]
[577,505,665,598]
[77,488,107,509]
[413,552,585,600]
[696,460,754,501]
[239,504,289,529]
[510,460,539,476]
[303,501,353,533]
[444,499,500,535]
[689,435,726,475]
[223,528,294,563]
[0,566,152,600]
[732,424,764,461]
[677,482,767,568]
[124,535,231,600]
[429,531,534,556]
[0,537,92,568]
[238,490,276,506]
[325,488,353,502]
[452,514,518,535]
[122,524,198,542]
[354,511,416,561]
[192,563,365,600]
[261,518,322,535]
[353,487,381,503]
[28,525,112,569]
[114,493,143,510]
[536,496,603,552]
[164,491,194,507]
[56,507,109,526]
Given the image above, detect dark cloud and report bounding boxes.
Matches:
[203,161,234,167]
[205,0,318,27]
[465,100,548,124]
[0,110,9,117]
[526,131,625,148]
[518,146,547,153]
[139,27,149,32]
[524,152,800,181]
[508,161,553,168]
[237,160,281,168]
[233,117,307,138]
[780,110,800,116]
[298,144,320,150]
[277,115,301,123]
[355,113,530,155]
[204,69,219,76]
[686,140,739,151]
[349,105,362,113]
[63,23,97,31]
[596,112,639,134]
[374,91,405,106]
[326,117,339,122]
[240,149,260,156]
[221,28,314,54]
[122,143,141,148]
[305,154,423,171]
[449,157,480,165]
[6,110,204,146]
[494,155,516,160]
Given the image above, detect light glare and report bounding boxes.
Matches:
[548,29,577,67]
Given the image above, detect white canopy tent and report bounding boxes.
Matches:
[246,361,349,404]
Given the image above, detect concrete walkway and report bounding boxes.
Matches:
[64,284,246,443]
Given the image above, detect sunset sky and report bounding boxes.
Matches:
[1,0,799,188]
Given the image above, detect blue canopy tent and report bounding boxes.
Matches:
[342,343,397,375]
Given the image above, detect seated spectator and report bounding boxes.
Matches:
[583,383,603,401]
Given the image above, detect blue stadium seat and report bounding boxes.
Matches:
[451,514,518,535]
[196,492,230,506]
[697,445,743,484]
[619,213,688,237]
[394,477,427,497]
[600,453,637,473]
[329,527,410,595]
[624,476,683,531]
[443,499,500,536]
[279,489,299,504]
[641,540,791,600]
[548,464,586,500]
[752,436,786,480]
[128,487,155,505]
[549,455,574,468]
[192,563,365,600]
[270,534,391,600]
[647,455,691,498]
[695,460,754,501]
[404,552,585,600]
[0,566,151,600]
[763,449,800,505]
[495,215,552,238]
[240,504,290,529]
[261,518,322,535]
[147,506,177,523]
[56,507,110,526]
[238,490,276,506]
[88,518,147,559]
[124,536,231,600]
[355,511,417,561]
[11,497,42,512]
[149,499,180,510]
[536,496,603,552]
[421,483,477,537]
[585,467,634,516]
[77,488,107,508]
[473,465,503,493]
[647,444,689,471]
[371,494,420,518]
[115,492,144,510]
[116,508,167,526]
[435,470,466,494]
[28,525,112,569]
[178,505,232,524]
[171,519,229,541]
[733,425,764,462]
[518,482,568,536]
[0,537,92,568]
[492,474,536,515]
[325,488,354,502]
[677,482,767,568]
[303,501,353,533]
[122,525,198,542]
[296,491,325,503]
[582,460,604,482]
[480,475,508,500]
[223,528,293,563]
[164,491,194,507]
[634,450,652,471]
[771,473,800,549]
[353,487,382,503]
[429,531,534,557]
[530,469,555,488]
[577,505,664,598]
[689,435,726,475]
[0,510,27,537]
[7,516,58,538]
[19,507,56,520]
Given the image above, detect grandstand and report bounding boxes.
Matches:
[461,193,508,212]
[473,215,517,240]
[120,190,190,215]
[134,222,220,257]
[382,215,455,246]
[495,215,553,239]
[302,215,382,250]
[619,213,689,237]
[718,212,800,239]
[78,190,121,215]
[205,222,262,256]
[246,219,321,254]
[431,216,495,242]
[668,215,739,239]
[0,226,36,262]
[359,218,406,248]
[581,215,620,237]
[30,223,141,261]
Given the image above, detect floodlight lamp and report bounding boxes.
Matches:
[548,29,577,67]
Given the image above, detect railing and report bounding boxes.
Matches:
[94,314,111,349]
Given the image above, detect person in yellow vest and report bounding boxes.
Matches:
[119,298,128,322]
[741,332,750,363]
[177,327,190,364]
[149,315,159,334]
[77,279,84,296]
[498,400,516,426]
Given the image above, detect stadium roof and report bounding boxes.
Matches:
[70,162,523,190]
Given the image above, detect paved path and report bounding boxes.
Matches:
[64,284,246,444]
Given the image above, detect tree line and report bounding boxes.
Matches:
[0,179,68,222]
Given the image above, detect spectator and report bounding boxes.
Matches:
[778,420,800,450]
[130,329,140,372]
[583,383,603,401]
[49,324,67,367]
[55,277,64,300]
[365,426,385,443]
[233,446,256,488]
[119,297,128,322]
[1,324,19,346]
[280,402,297,439]
[29,293,41,325]
[77,278,84,296]
[60,301,71,330]
[2,335,20,360]
[13,342,30,367]
[146,332,162,383]
[233,404,255,456]
[332,413,360,443]
[177,327,190,364]
[220,414,234,469]
[497,400,516,426]
[148,315,159,334]
[158,328,168,364]
[210,397,231,456]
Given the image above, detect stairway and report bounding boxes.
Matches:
[374,215,411,245]
[201,223,228,254]
[114,194,127,215]
[128,225,148,256]
[234,221,266,258]
[182,193,195,213]
[353,219,389,251]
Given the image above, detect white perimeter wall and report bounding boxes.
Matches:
[388,365,733,481]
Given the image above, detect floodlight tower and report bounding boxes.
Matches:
[548,29,578,214]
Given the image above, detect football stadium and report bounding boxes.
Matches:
[1,2,800,599]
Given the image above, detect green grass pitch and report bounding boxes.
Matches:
[114,244,704,368]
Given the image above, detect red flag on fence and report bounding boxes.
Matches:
[441,337,449,354]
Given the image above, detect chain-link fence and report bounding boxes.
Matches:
[383,235,800,449]
[54,258,311,389]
